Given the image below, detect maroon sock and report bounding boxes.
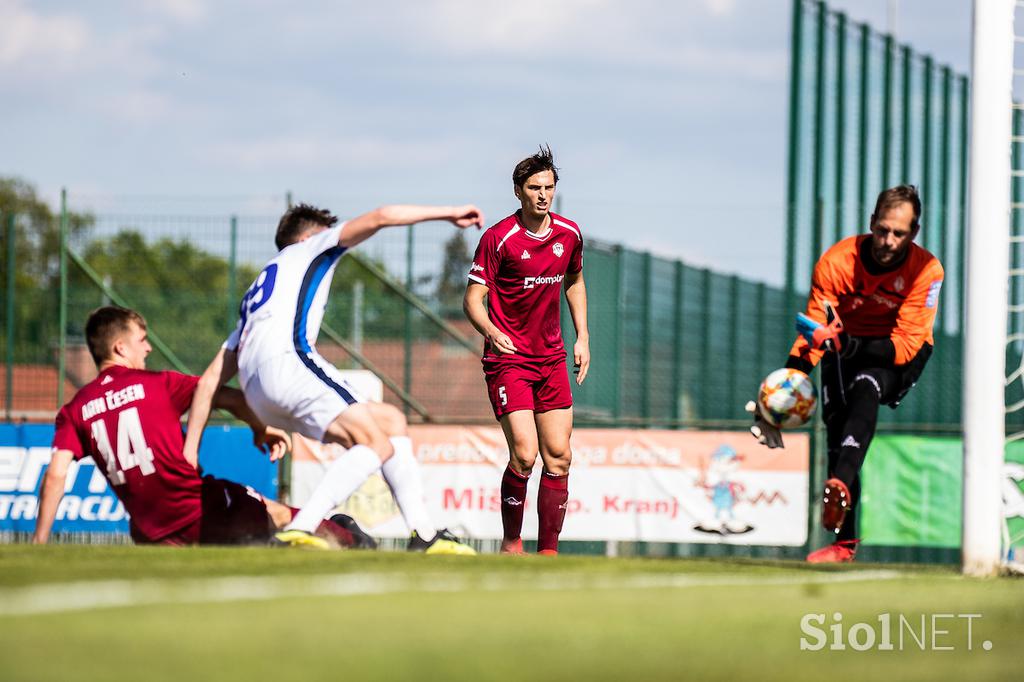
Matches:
[500,465,530,541]
[537,472,568,553]
[316,518,355,548]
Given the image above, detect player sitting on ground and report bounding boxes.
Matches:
[33,306,373,548]
[184,203,483,553]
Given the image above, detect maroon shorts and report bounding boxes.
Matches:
[483,356,573,420]
[133,477,273,546]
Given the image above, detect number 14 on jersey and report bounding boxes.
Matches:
[90,407,156,485]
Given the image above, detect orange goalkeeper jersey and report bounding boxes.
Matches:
[789,234,944,368]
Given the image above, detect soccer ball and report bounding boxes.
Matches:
[757,368,817,429]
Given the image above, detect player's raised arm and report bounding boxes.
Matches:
[212,386,291,462]
[338,204,484,249]
[183,346,239,468]
[32,449,74,544]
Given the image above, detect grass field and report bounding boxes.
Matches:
[1,545,1021,681]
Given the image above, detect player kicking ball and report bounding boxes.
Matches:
[464,146,590,555]
[186,203,483,554]
[747,185,943,563]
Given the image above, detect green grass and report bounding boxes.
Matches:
[0,545,1021,681]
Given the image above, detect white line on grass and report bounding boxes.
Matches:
[0,570,906,617]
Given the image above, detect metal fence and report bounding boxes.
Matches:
[3,198,798,427]
[0,190,982,436]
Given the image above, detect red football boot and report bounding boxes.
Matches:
[821,477,851,534]
[500,537,525,555]
[807,539,859,563]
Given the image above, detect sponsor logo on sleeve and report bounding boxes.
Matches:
[925,280,942,308]
[470,263,484,273]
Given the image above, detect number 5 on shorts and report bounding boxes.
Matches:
[498,386,507,406]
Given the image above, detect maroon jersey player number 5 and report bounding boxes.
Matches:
[464,145,590,556]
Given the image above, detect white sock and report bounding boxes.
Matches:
[381,436,436,539]
[286,444,382,533]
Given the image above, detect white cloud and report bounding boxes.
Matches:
[201,134,464,172]
[143,0,207,25]
[703,0,737,17]
[96,89,174,123]
[0,0,89,69]
[427,0,611,50]
[400,0,782,83]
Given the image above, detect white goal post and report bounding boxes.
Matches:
[962,0,1015,577]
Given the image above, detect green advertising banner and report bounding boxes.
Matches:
[1005,446,1024,561]
[859,436,1024,554]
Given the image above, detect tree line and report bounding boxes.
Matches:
[1,177,474,378]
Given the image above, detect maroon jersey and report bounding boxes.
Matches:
[468,211,584,360]
[51,365,202,541]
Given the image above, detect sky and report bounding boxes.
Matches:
[0,0,973,285]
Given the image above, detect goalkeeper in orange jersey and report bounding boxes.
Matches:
[747,185,944,563]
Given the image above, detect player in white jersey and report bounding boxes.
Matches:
[184,203,483,553]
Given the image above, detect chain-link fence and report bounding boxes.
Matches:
[3,201,794,426]
[0,193,977,433]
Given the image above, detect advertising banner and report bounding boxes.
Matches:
[858,436,963,548]
[292,426,811,546]
[0,424,128,534]
[0,423,276,535]
[858,437,1024,555]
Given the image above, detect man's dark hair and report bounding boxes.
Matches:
[872,185,922,231]
[85,306,147,366]
[512,145,559,188]
[275,203,339,250]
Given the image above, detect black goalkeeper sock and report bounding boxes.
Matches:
[836,476,861,542]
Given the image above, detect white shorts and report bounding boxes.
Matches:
[242,352,365,441]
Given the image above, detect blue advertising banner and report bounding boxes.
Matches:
[0,423,277,536]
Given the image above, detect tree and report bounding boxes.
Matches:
[1,177,94,364]
[70,231,260,373]
[435,230,473,318]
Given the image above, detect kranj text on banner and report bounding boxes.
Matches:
[291,426,810,546]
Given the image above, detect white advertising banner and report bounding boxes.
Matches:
[291,426,809,546]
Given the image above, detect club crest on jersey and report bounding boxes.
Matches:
[521,250,531,260]
[552,242,564,258]
[893,275,905,292]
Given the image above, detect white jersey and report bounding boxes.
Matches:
[226,224,347,388]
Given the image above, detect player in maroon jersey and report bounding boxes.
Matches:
[32,306,370,548]
[463,146,590,555]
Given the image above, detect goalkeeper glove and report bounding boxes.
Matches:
[745,400,784,449]
[795,302,845,353]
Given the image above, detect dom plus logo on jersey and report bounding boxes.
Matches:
[523,274,564,289]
